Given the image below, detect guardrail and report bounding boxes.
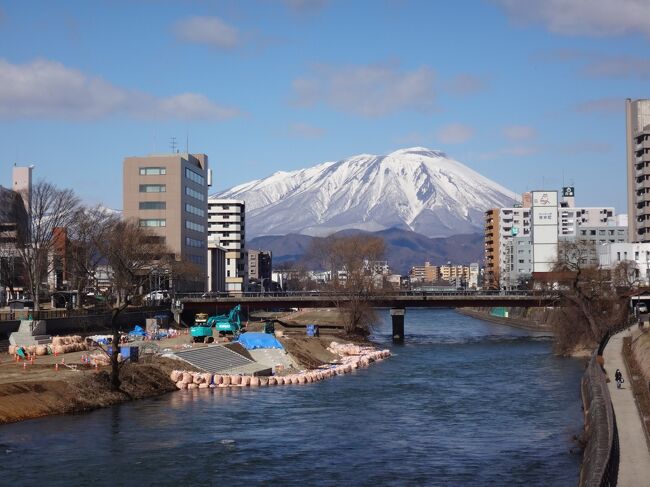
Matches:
[0,308,93,322]
[176,290,559,300]
[0,305,169,323]
[580,321,631,487]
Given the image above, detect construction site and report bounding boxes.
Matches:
[0,307,389,424]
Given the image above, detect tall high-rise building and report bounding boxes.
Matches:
[12,164,32,212]
[207,198,246,293]
[626,98,650,242]
[123,153,210,292]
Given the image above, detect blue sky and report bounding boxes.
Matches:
[0,0,648,213]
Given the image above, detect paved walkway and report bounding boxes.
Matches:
[604,329,650,487]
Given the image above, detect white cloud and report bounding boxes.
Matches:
[172,16,240,49]
[477,146,540,160]
[292,62,436,117]
[0,58,240,121]
[574,98,623,113]
[503,125,536,140]
[581,55,650,79]
[447,74,487,95]
[436,123,474,144]
[492,0,650,38]
[288,122,325,138]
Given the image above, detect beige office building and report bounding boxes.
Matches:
[627,98,650,242]
[123,153,210,292]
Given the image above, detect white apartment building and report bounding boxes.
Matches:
[207,198,246,293]
[487,187,628,289]
[598,242,650,285]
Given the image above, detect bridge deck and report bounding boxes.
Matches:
[177,292,559,312]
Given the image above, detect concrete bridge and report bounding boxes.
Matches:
[176,290,559,342]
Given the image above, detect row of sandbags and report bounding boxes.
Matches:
[52,336,88,355]
[327,341,380,357]
[170,348,391,390]
[52,336,84,346]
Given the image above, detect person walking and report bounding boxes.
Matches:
[615,368,624,389]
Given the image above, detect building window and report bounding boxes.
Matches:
[139,201,166,210]
[188,254,205,265]
[185,186,205,201]
[185,168,205,186]
[186,237,205,249]
[139,184,166,193]
[139,219,166,227]
[185,220,205,233]
[185,203,205,217]
[139,167,166,176]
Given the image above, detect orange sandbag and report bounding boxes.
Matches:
[187,383,198,390]
[241,376,251,386]
[176,381,187,390]
[222,376,231,386]
[230,375,241,385]
[250,377,260,387]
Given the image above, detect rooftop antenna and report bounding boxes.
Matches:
[170,136,178,154]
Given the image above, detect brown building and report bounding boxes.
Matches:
[439,264,471,282]
[247,249,272,282]
[409,262,440,282]
[626,98,650,242]
[123,153,210,292]
[484,208,500,289]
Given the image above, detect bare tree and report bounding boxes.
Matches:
[66,206,120,309]
[98,218,173,391]
[310,235,386,335]
[550,240,629,354]
[15,182,80,311]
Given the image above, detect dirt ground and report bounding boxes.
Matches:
[0,357,184,425]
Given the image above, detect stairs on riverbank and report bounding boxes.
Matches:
[173,344,271,375]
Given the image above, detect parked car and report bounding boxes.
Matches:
[143,290,171,305]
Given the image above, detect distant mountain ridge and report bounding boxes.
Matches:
[216,147,516,239]
[248,228,483,275]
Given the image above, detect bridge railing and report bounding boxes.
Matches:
[176,290,559,301]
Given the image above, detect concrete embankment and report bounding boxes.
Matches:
[579,351,618,486]
[457,307,553,333]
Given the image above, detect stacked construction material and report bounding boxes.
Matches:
[51,336,88,355]
[8,344,50,356]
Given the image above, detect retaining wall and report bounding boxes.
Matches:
[579,352,619,487]
[0,309,173,340]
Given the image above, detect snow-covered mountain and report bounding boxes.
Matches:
[215,147,517,239]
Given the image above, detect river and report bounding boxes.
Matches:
[0,309,584,486]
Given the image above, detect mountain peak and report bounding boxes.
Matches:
[216,148,516,239]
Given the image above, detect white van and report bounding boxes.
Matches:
[144,290,171,304]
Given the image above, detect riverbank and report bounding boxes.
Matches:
[0,309,381,425]
[457,307,553,333]
[0,357,181,424]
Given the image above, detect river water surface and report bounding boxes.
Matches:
[0,309,584,486]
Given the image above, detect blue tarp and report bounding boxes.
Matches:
[129,325,146,337]
[236,332,283,350]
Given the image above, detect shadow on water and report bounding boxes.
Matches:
[0,309,584,487]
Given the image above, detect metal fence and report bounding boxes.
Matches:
[579,322,630,487]
[176,289,559,300]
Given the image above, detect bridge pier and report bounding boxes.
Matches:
[390,308,405,343]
